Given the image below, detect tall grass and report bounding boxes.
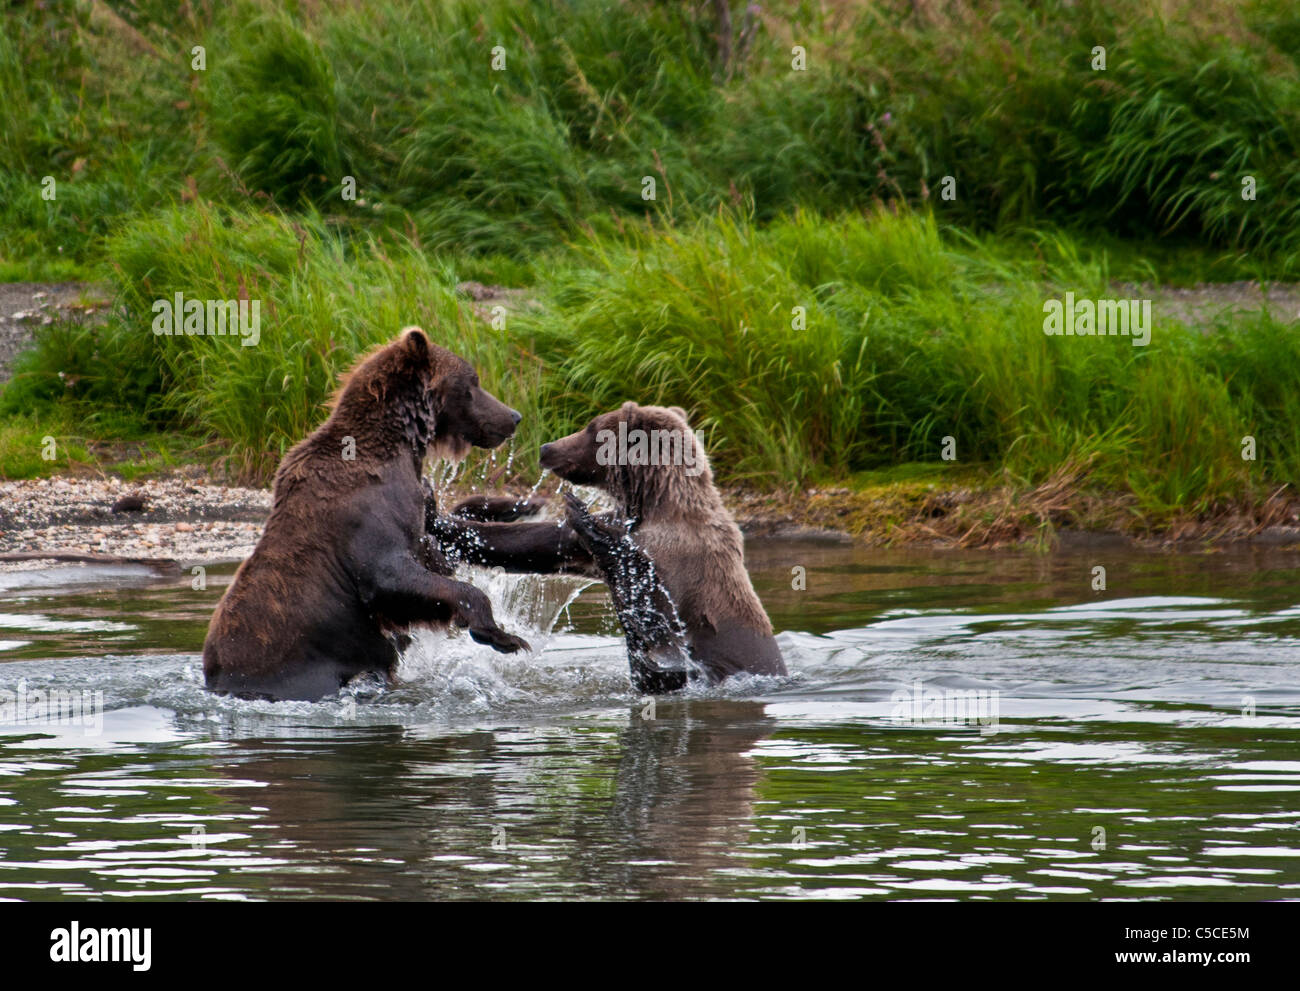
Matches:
[521,206,1283,511]
[8,202,1293,520]
[1,204,549,480]
[203,9,343,204]
[5,0,1300,273]
[524,211,871,483]
[0,0,195,275]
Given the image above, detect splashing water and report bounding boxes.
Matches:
[527,468,552,499]
[473,446,495,487]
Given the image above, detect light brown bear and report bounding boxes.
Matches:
[435,402,787,689]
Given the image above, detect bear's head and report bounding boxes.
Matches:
[540,402,714,521]
[333,326,520,462]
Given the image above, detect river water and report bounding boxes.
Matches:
[0,542,1297,901]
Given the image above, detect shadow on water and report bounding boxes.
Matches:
[0,542,1299,900]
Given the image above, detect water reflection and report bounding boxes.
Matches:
[575,700,775,898]
[198,700,776,900]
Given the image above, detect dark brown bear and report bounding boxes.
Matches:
[436,402,787,688]
[203,327,529,702]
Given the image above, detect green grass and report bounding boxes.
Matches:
[2,0,1299,524]
[0,390,210,481]
[1,203,552,481]
[5,202,1293,524]
[842,462,980,489]
[5,0,1300,277]
[0,412,91,479]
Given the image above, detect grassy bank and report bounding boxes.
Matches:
[3,0,1300,533]
[4,204,1297,522]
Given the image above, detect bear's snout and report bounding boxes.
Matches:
[463,385,523,448]
[538,433,603,484]
[539,442,559,469]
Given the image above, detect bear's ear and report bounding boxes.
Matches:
[401,326,431,360]
[620,401,638,414]
[668,405,688,424]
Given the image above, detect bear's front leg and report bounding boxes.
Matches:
[448,494,548,522]
[427,502,598,576]
[438,574,531,653]
[350,517,530,655]
[562,492,690,693]
[364,557,530,655]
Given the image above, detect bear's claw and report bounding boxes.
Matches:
[562,491,629,546]
[469,627,531,654]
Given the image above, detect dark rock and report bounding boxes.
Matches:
[111,494,148,513]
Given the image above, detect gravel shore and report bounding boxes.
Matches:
[0,471,848,574]
[1,467,1296,575]
[0,474,270,568]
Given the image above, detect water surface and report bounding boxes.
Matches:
[1,543,1298,901]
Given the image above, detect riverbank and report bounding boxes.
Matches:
[7,0,1300,520]
[2,469,1297,571]
[0,474,268,567]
